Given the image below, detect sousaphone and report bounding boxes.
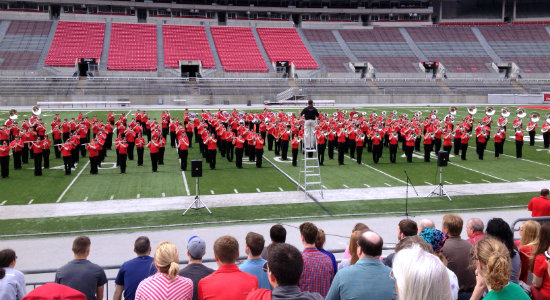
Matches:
[32,105,42,116]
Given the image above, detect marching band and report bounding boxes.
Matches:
[1,105,549,179]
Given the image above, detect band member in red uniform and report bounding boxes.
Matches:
[337,127,347,165]
[460,129,470,160]
[52,125,62,158]
[453,126,462,156]
[442,130,453,159]
[135,133,145,166]
[158,136,166,165]
[126,127,135,161]
[404,133,415,163]
[255,135,265,168]
[542,121,550,148]
[42,135,51,169]
[526,120,537,146]
[0,141,10,178]
[355,132,364,165]
[327,129,335,160]
[273,126,281,156]
[515,128,524,158]
[177,134,189,171]
[10,136,23,169]
[224,130,234,162]
[317,130,326,165]
[476,129,488,160]
[146,136,160,172]
[235,134,245,169]
[60,141,73,175]
[388,131,399,163]
[205,133,217,170]
[169,119,178,148]
[280,126,290,161]
[246,131,256,162]
[493,128,505,159]
[86,139,99,174]
[371,131,382,164]
[347,126,357,159]
[30,137,43,176]
[291,136,300,167]
[423,132,433,162]
[116,138,128,173]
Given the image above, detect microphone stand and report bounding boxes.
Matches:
[404,170,418,217]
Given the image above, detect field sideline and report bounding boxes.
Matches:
[0,104,548,235]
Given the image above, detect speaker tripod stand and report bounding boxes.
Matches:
[183,177,212,215]
[427,166,452,202]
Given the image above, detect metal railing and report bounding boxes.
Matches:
[510,216,550,232]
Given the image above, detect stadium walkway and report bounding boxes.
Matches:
[0,180,547,220]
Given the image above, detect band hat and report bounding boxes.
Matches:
[188,236,206,258]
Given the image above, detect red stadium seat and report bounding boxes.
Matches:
[163,25,215,69]
[257,28,318,69]
[210,27,268,72]
[107,23,157,71]
[45,21,105,67]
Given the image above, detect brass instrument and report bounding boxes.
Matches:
[516,107,527,118]
[501,107,511,118]
[531,112,540,123]
[360,133,365,141]
[542,126,549,133]
[333,112,338,118]
[513,119,522,129]
[32,105,41,116]
[392,110,398,115]
[430,132,435,138]
[468,106,477,115]
[8,109,18,120]
[361,111,367,116]
[485,106,495,116]
[431,114,437,120]
[527,123,536,131]
[449,106,457,116]
[392,132,398,138]
[498,118,508,127]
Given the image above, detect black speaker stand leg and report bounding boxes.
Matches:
[183,177,212,215]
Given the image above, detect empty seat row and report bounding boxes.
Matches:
[45,21,105,67]
[211,26,268,72]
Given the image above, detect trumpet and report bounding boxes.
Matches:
[468,106,477,115]
[516,107,527,118]
[501,107,511,118]
[485,106,495,116]
[531,112,540,123]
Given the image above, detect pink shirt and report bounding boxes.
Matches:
[135,273,193,300]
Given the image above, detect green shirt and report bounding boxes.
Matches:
[483,282,530,300]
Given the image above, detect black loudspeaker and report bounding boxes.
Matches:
[191,160,202,177]
[437,151,449,167]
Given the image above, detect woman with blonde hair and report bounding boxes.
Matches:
[472,237,530,300]
[338,230,362,270]
[135,241,193,300]
[517,220,540,282]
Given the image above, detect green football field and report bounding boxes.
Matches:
[0,105,548,235]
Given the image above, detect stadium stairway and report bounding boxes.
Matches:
[204,26,223,72]
[471,27,501,62]
[99,21,112,71]
[156,24,165,72]
[296,28,327,72]
[37,20,57,69]
[331,29,359,62]
[399,28,428,62]
[0,21,10,44]
[546,26,550,39]
[251,27,275,72]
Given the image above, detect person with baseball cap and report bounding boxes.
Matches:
[179,236,214,300]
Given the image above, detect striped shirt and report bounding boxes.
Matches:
[135,273,193,300]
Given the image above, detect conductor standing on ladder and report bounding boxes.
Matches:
[301,100,319,157]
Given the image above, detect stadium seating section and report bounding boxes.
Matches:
[45,21,105,67]
[210,26,268,72]
[301,29,349,72]
[257,28,318,69]
[107,23,157,71]
[162,25,216,69]
[0,20,51,70]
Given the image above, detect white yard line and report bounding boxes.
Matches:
[28,199,33,205]
[343,184,349,188]
[278,187,284,192]
[363,184,371,188]
[482,179,492,183]
[210,190,215,195]
[536,177,546,180]
[137,194,140,199]
[109,195,114,200]
[0,201,5,206]
[384,183,391,187]
[518,178,528,182]
[56,160,90,203]
[83,196,88,202]
[234,189,239,194]
[256,188,261,193]
[464,180,471,184]
[424,181,433,186]
[342,153,407,184]
[162,192,166,197]
[444,181,453,185]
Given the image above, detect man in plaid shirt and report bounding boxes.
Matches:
[298,222,335,297]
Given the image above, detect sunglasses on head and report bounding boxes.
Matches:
[545,251,550,262]
[262,262,269,273]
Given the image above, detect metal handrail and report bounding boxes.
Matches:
[510,216,550,231]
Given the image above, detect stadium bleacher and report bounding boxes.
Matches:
[0,20,51,70]
[107,23,157,71]
[301,29,350,72]
[257,27,318,69]
[45,21,105,67]
[162,25,216,69]
[210,26,268,72]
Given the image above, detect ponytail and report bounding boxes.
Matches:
[168,261,179,280]
[153,242,180,281]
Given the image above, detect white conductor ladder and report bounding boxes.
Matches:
[299,133,324,199]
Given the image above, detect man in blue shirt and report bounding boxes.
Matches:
[315,228,337,275]
[239,232,272,290]
[326,231,396,300]
[113,236,157,300]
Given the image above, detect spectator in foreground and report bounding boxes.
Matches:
[342,223,369,260]
[417,218,435,234]
[198,235,258,300]
[246,243,323,300]
[472,237,530,300]
[55,236,107,300]
[326,231,395,300]
[516,220,540,282]
[0,249,25,300]
[179,236,214,300]
[396,235,459,300]
[114,236,157,300]
[261,224,286,260]
[440,214,475,300]
[339,231,361,270]
[384,219,417,268]
[420,228,449,266]
[530,222,550,300]
[240,232,271,290]
[135,241,193,300]
[298,222,334,297]
[393,244,452,300]
[315,228,337,274]
[528,188,550,217]
[466,218,485,246]
[22,283,85,300]
[485,218,521,284]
